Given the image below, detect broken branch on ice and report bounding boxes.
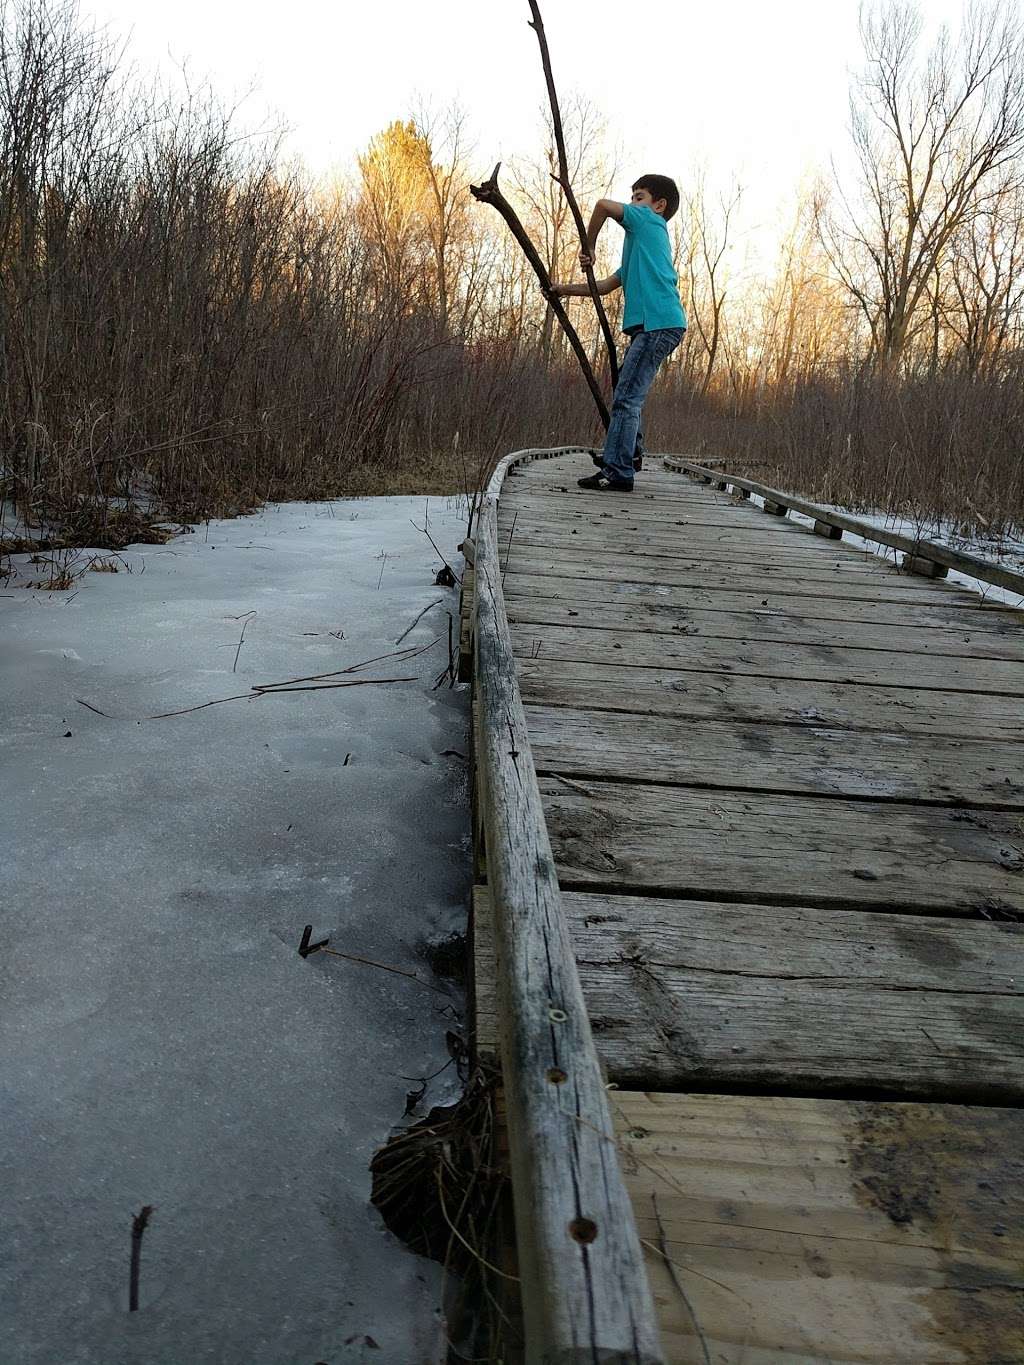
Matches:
[75,638,445,721]
[394,598,444,645]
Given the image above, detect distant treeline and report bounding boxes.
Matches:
[2,0,1023,539]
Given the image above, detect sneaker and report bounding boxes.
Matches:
[577,472,634,492]
[592,449,643,472]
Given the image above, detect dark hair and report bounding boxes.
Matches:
[631,174,680,221]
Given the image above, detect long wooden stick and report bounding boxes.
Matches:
[470,164,610,428]
[526,0,620,389]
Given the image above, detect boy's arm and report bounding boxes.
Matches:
[548,273,620,299]
[580,199,625,265]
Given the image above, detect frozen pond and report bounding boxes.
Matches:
[1,496,473,1364]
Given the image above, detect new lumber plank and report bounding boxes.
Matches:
[618,1091,1024,1363]
[524,704,1024,807]
[516,657,1024,741]
[538,778,1024,915]
[473,888,1024,1100]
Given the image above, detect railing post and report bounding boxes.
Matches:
[473,447,664,1364]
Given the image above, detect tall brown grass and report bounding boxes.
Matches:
[1,0,1022,559]
[646,366,1024,540]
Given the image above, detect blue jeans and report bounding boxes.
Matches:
[601,327,685,484]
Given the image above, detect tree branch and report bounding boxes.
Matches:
[526,0,620,388]
[470,163,610,427]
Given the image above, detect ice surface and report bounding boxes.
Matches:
[1,495,474,1364]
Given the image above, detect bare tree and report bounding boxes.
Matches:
[938,172,1024,374]
[820,0,1024,370]
[681,175,741,395]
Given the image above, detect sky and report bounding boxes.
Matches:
[79,0,971,265]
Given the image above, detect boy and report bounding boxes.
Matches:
[548,174,686,492]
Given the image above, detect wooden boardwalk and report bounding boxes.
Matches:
[467,450,1024,1364]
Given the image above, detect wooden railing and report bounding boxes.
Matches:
[664,455,1024,598]
[471,446,664,1365]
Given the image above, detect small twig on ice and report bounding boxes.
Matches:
[253,636,441,690]
[129,1205,153,1312]
[78,639,444,721]
[394,598,444,645]
[410,518,462,585]
[376,550,388,590]
[76,698,114,717]
[231,611,256,673]
[319,946,451,995]
[251,676,417,695]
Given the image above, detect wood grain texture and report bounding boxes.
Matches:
[474,469,663,1362]
[505,549,979,606]
[501,569,1022,633]
[474,887,1024,1099]
[473,449,1024,1360]
[503,530,906,578]
[617,1090,1024,1363]
[509,621,1024,694]
[504,593,1024,662]
[497,510,884,558]
[663,454,1024,596]
[538,777,1024,915]
[499,498,868,535]
[524,704,1024,807]
[515,656,1024,740]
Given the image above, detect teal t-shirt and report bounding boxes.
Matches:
[617,202,687,333]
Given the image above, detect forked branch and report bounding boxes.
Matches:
[470,164,610,427]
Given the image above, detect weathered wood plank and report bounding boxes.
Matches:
[664,454,1024,598]
[524,704,1024,807]
[473,449,1024,1361]
[506,550,978,605]
[618,1091,1024,1363]
[499,498,850,534]
[498,506,883,554]
[508,470,752,500]
[516,656,1024,741]
[474,887,1024,1099]
[474,457,663,1362]
[510,622,1024,696]
[502,569,1023,633]
[504,530,905,577]
[504,594,1024,663]
[538,777,1024,914]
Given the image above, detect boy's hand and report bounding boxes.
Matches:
[546,281,567,299]
[578,249,595,271]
